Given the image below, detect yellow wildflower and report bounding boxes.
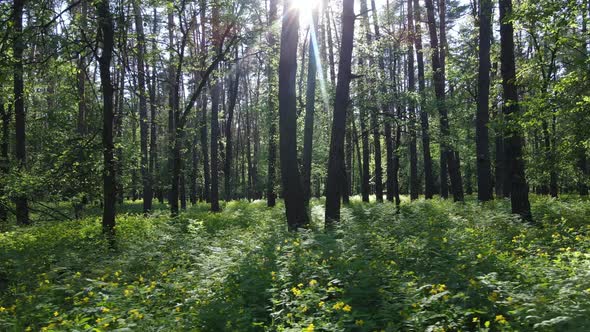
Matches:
[355,319,365,326]
[484,321,490,328]
[472,317,479,323]
[101,307,110,313]
[318,301,325,308]
[53,311,59,317]
[495,314,507,324]
[291,287,302,297]
[0,307,5,313]
[298,283,304,288]
[309,279,318,287]
[303,323,315,332]
[332,301,344,310]
[342,304,352,312]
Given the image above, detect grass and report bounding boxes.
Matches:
[0,195,589,331]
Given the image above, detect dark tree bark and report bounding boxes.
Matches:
[199,0,210,203]
[14,0,29,225]
[266,0,278,207]
[147,7,160,206]
[96,0,116,237]
[278,0,308,229]
[77,0,88,135]
[370,0,394,202]
[499,0,532,220]
[302,9,319,206]
[224,47,240,202]
[210,4,221,212]
[359,0,383,203]
[326,0,355,224]
[324,3,337,86]
[360,105,370,202]
[167,9,180,215]
[133,0,152,213]
[476,0,494,201]
[424,0,464,201]
[407,0,419,200]
[0,102,9,224]
[578,147,589,196]
[413,0,435,199]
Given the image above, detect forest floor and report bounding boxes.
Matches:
[1,196,589,331]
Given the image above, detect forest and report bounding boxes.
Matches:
[0,0,589,330]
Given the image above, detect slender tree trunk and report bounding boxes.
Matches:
[133,0,152,213]
[278,0,308,229]
[325,3,337,86]
[224,48,240,202]
[13,0,29,225]
[167,10,180,215]
[326,0,355,224]
[77,0,88,135]
[407,0,419,200]
[413,0,435,199]
[499,0,532,220]
[200,92,210,202]
[549,115,558,197]
[424,0,463,201]
[476,0,493,201]
[0,102,9,224]
[578,147,589,196]
[210,4,221,212]
[266,0,278,207]
[302,9,319,206]
[344,108,353,202]
[360,106,370,202]
[148,8,160,206]
[96,0,116,237]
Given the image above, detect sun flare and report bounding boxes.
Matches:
[291,0,320,26]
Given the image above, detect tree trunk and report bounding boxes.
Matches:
[476,0,493,201]
[0,102,9,224]
[210,7,221,212]
[224,47,240,202]
[499,0,532,221]
[77,0,88,135]
[325,3,337,86]
[266,0,278,207]
[133,0,152,213]
[13,0,29,225]
[278,0,308,229]
[407,0,419,200]
[424,0,464,201]
[96,0,116,237]
[302,9,319,206]
[325,0,355,224]
[413,0,435,199]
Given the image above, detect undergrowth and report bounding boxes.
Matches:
[0,196,589,331]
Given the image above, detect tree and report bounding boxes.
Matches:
[133,0,152,213]
[96,0,116,237]
[424,0,464,201]
[499,0,532,220]
[266,0,278,207]
[407,0,419,200]
[13,0,29,225]
[325,0,355,223]
[278,0,308,230]
[210,2,221,212]
[413,0,435,199]
[475,0,494,201]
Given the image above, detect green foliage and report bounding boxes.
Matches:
[1,197,589,331]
